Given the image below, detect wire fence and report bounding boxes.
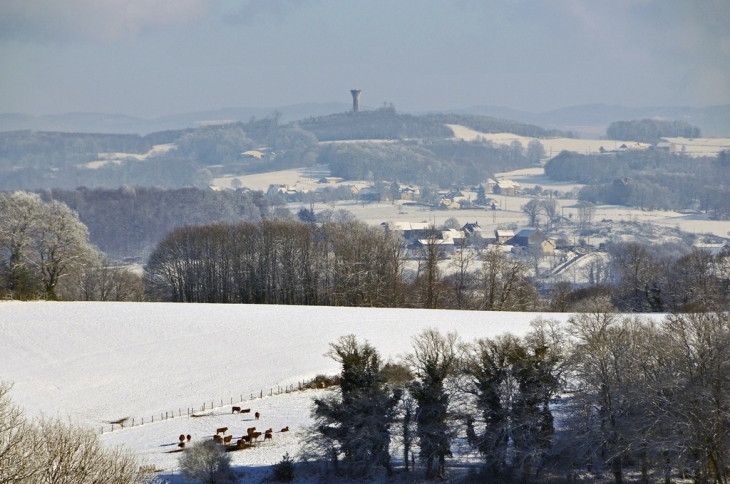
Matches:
[100,379,324,434]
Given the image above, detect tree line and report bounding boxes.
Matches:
[45,186,271,259]
[306,308,730,483]
[142,219,730,313]
[607,119,701,143]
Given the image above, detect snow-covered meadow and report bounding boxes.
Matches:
[0,301,581,479]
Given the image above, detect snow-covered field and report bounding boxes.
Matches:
[0,301,581,479]
[448,124,651,157]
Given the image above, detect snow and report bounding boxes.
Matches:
[0,301,583,477]
[447,124,652,157]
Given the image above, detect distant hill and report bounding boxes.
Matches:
[452,104,730,138]
[0,103,352,135]
[4,103,728,138]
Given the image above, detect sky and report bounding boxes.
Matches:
[0,0,728,118]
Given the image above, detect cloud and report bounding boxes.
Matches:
[0,0,215,42]
[221,0,314,25]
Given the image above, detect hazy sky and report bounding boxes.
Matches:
[1,0,728,118]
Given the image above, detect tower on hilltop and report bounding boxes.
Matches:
[350,89,362,112]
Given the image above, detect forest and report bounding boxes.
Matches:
[544,149,730,217]
[606,118,701,143]
[303,310,730,483]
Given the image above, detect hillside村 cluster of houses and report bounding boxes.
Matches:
[267,177,521,209]
[381,221,556,258]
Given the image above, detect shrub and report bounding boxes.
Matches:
[272,452,295,482]
[178,440,234,484]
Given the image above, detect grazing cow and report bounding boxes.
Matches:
[178,442,185,449]
[254,412,260,420]
[231,406,241,413]
[240,408,251,413]
[264,432,272,441]
[223,435,233,444]
[281,426,289,432]
[186,434,191,442]
[179,434,185,442]
[216,427,228,435]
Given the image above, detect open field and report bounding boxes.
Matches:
[0,301,589,479]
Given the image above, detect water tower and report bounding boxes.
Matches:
[350,89,362,112]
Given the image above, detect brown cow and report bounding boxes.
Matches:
[246,427,256,435]
[223,435,233,444]
[236,439,247,449]
[264,432,272,442]
[213,435,223,443]
[280,426,289,432]
[240,408,251,413]
[231,406,241,413]
[179,434,185,442]
[216,427,228,435]
[254,412,260,420]
[265,428,273,434]
[178,442,185,449]
[251,431,262,441]
[186,434,192,442]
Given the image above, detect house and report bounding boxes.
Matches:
[510,227,555,254]
[266,184,287,197]
[382,222,433,241]
[495,229,515,245]
[400,186,420,201]
[656,141,676,153]
[441,229,465,247]
[495,179,520,196]
[241,150,265,159]
[462,222,490,246]
[480,179,498,194]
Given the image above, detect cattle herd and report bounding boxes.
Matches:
[173,406,289,452]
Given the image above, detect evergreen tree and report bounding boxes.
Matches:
[312,335,401,478]
[407,329,458,478]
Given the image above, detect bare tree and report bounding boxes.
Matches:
[0,383,40,484]
[576,201,596,234]
[565,306,648,484]
[477,247,535,311]
[446,239,476,309]
[414,227,445,309]
[541,198,560,230]
[0,383,157,484]
[0,192,43,298]
[522,199,541,227]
